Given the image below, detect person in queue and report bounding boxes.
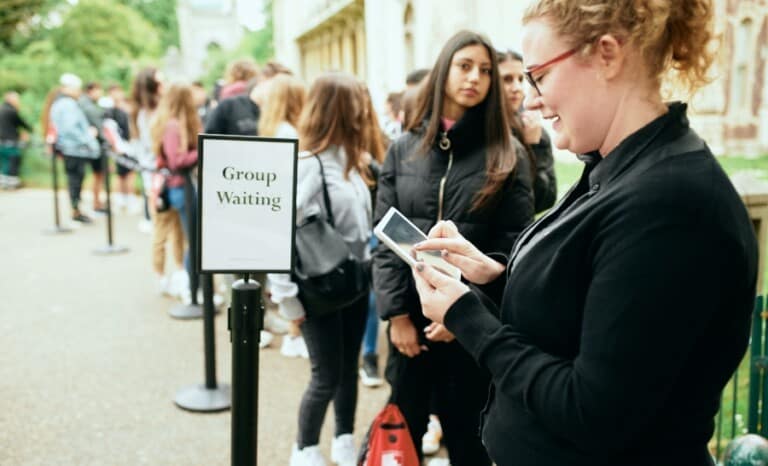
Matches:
[258,73,310,358]
[150,84,200,296]
[498,49,557,213]
[373,30,534,466]
[49,73,100,223]
[410,1,758,465]
[268,72,373,466]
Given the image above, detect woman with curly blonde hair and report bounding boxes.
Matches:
[411,1,758,465]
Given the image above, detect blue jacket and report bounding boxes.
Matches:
[50,96,99,159]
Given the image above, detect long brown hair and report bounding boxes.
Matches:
[258,74,307,137]
[358,81,386,163]
[130,67,162,138]
[150,84,201,158]
[497,50,537,182]
[40,86,62,139]
[298,72,371,184]
[406,30,516,211]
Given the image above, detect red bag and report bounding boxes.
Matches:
[358,403,420,466]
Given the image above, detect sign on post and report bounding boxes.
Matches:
[197,134,298,274]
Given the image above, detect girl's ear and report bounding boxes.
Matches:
[594,34,625,81]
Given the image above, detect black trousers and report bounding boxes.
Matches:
[297,294,368,448]
[385,333,492,466]
[63,156,89,210]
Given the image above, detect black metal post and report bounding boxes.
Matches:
[43,151,71,235]
[230,275,263,466]
[170,172,203,319]
[174,272,230,412]
[94,152,128,255]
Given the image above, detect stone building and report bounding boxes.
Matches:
[272,0,768,156]
[169,0,244,82]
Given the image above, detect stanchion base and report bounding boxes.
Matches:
[93,244,130,255]
[42,225,73,235]
[169,303,203,319]
[174,383,231,412]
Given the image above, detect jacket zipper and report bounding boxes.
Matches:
[437,131,454,221]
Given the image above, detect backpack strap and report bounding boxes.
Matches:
[313,154,336,227]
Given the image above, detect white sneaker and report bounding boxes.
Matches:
[260,330,274,349]
[127,195,143,215]
[138,218,152,233]
[194,289,225,307]
[290,443,327,466]
[422,415,442,456]
[330,433,356,466]
[157,275,172,297]
[427,459,450,466]
[113,193,126,211]
[280,335,309,358]
[264,310,291,334]
[169,270,189,299]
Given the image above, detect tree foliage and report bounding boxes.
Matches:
[50,0,160,65]
[117,0,179,49]
[0,0,46,46]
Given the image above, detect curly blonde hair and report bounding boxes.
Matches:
[523,0,715,94]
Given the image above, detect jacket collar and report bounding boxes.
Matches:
[417,102,487,155]
[584,102,690,188]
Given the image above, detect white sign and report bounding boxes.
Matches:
[198,135,297,273]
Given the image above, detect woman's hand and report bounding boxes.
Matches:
[424,322,455,342]
[414,220,505,285]
[389,315,427,358]
[521,110,543,145]
[413,262,470,325]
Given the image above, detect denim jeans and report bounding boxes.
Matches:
[362,236,379,356]
[168,184,196,281]
[297,295,368,448]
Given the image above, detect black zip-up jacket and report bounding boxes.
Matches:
[511,115,557,214]
[373,105,534,329]
[204,94,260,136]
[444,103,758,466]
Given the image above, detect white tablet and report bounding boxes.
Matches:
[374,207,461,280]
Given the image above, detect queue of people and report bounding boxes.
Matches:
[5,1,758,464]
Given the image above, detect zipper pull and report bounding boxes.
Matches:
[439,132,451,151]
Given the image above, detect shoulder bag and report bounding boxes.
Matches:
[292,155,369,317]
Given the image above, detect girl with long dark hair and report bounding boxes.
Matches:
[498,50,557,213]
[373,30,534,466]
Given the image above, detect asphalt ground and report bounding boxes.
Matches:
[0,188,398,466]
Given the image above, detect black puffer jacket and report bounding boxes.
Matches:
[373,105,534,326]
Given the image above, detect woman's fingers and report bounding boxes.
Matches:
[427,220,459,239]
[415,237,471,255]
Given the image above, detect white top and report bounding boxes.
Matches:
[274,121,298,139]
[132,108,156,165]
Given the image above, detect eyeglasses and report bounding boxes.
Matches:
[524,48,578,96]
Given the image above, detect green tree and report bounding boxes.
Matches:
[0,0,62,48]
[50,0,161,66]
[117,0,179,50]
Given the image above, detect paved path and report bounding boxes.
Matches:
[0,188,395,466]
